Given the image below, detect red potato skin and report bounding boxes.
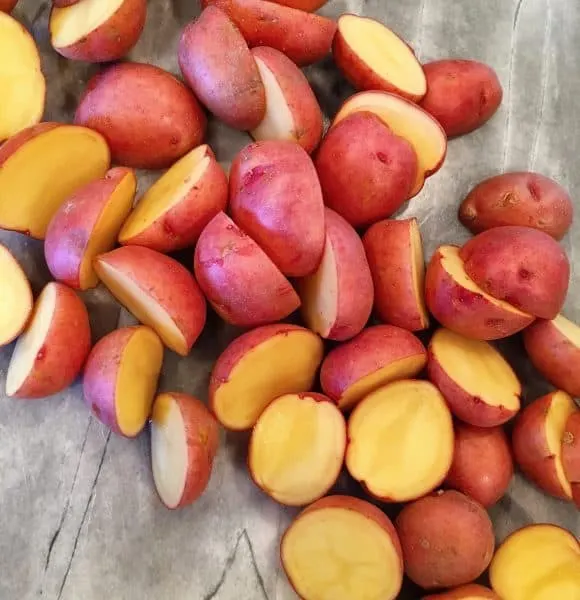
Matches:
[562,412,580,508]
[229,140,325,277]
[200,0,337,66]
[425,246,535,341]
[459,172,573,240]
[315,113,418,228]
[0,0,18,12]
[50,0,147,62]
[523,318,580,397]
[320,325,427,404]
[194,212,300,327]
[53,0,80,6]
[363,218,428,331]
[420,60,503,137]
[395,490,495,590]
[13,283,91,399]
[445,424,513,507]
[422,584,500,599]
[75,63,206,170]
[268,0,327,9]
[459,226,570,320]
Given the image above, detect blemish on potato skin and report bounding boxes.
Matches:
[36,347,46,361]
[562,431,574,445]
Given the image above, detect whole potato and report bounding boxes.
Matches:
[459,172,573,240]
[420,60,503,137]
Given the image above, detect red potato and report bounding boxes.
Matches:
[333,14,426,102]
[119,145,228,253]
[297,208,373,341]
[229,140,325,277]
[562,412,580,508]
[320,325,427,411]
[6,283,91,399]
[194,212,300,327]
[200,0,336,66]
[49,0,146,62]
[45,167,136,290]
[151,393,220,509]
[334,91,447,197]
[420,60,503,137]
[95,247,207,356]
[281,496,404,600]
[445,423,513,507]
[512,390,578,500]
[459,172,573,240]
[179,7,265,131]
[250,47,323,154]
[53,0,80,6]
[395,490,495,590]
[523,314,580,397]
[315,112,418,228]
[363,218,429,331]
[425,245,535,340]
[427,328,521,427]
[268,0,326,9]
[459,226,570,320]
[75,63,206,170]
[0,0,18,11]
[83,327,163,437]
[423,585,500,600]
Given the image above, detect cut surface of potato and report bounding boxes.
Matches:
[562,412,580,507]
[0,245,32,346]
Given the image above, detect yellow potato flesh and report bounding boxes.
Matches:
[409,220,429,328]
[554,314,580,347]
[0,245,32,346]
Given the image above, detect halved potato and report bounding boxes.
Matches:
[562,412,580,508]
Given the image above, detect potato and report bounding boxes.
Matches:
[151,393,220,509]
[281,496,403,600]
[562,412,580,508]
[0,0,18,12]
[75,63,206,169]
[459,172,573,240]
[229,140,325,277]
[315,112,418,228]
[119,145,228,253]
[53,0,80,6]
[425,245,534,340]
[0,12,45,141]
[194,212,300,327]
[333,14,426,101]
[6,283,91,399]
[446,423,513,507]
[201,0,336,66]
[395,490,495,590]
[269,0,326,9]
[363,218,429,331]
[49,0,146,62]
[250,47,323,153]
[45,167,136,290]
[523,314,580,397]
[490,524,580,600]
[83,326,163,437]
[512,390,578,500]
[423,585,500,600]
[459,226,570,319]
[427,328,521,426]
[320,325,427,411]
[298,208,373,341]
[95,246,207,356]
[420,59,503,137]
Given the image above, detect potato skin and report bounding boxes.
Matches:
[459,172,573,240]
[422,584,500,599]
[420,60,503,137]
[445,424,513,507]
[459,226,570,320]
[0,0,18,12]
[268,0,326,9]
[52,0,79,6]
[395,490,495,590]
[75,63,206,170]
[562,412,580,508]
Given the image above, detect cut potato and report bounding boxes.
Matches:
[0,245,33,346]
[210,324,323,430]
[346,380,454,502]
[423,584,501,599]
[334,91,447,196]
[427,328,521,427]
[6,283,91,399]
[490,524,580,600]
[0,13,45,141]
[281,496,403,600]
[151,393,220,509]
[248,393,346,506]
[333,15,426,101]
[562,412,580,508]
[0,123,110,239]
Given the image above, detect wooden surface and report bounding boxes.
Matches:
[1,0,579,599]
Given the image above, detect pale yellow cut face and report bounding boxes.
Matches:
[553,314,580,347]
[0,13,45,141]
[0,245,32,346]
[409,220,429,328]
[282,507,402,600]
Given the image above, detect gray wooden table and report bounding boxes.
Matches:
[1,1,579,599]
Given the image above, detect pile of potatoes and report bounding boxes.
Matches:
[1,0,579,599]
